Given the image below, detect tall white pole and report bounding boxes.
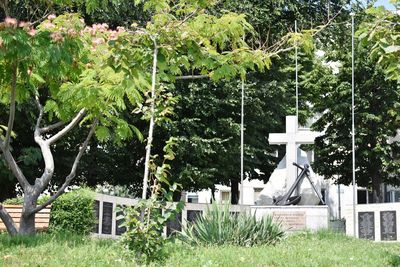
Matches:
[240,79,245,206]
[350,12,357,237]
[142,36,158,200]
[295,20,299,124]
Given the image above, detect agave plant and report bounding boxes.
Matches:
[180,203,285,246]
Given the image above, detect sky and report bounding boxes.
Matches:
[372,0,396,10]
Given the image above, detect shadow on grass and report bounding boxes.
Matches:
[0,231,114,249]
[386,252,400,267]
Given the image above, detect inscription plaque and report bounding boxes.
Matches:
[166,212,182,236]
[272,211,306,230]
[358,212,375,240]
[187,210,202,223]
[116,206,126,236]
[93,200,100,233]
[380,210,396,241]
[102,202,113,235]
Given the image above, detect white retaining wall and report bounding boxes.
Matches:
[344,203,400,241]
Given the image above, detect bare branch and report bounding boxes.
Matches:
[31,118,98,214]
[0,205,18,236]
[176,8,199,27]
[34,94,44,130]
[47,109,86,145]
[1,148,30,190]
[4,64,17,151]
[29,8,50,27]
[39,122,65,134]
[175,75,209,80]
[32,95,55,192]
[267,7,344,58]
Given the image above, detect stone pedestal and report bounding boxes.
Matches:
[252,205,329,231]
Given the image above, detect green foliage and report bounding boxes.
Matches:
[303,31,400,202]
[95,183,138,198]
[49,188,95,235]
[180,203,284,246]
[358,2,400,81]
[2,195,49,205]
[120,138,185,264]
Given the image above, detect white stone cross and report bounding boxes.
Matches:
[269,115,321,187]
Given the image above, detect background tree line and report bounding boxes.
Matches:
[2,0,398,205]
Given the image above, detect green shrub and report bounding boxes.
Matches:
[49,188,95,235]
[2,195,49,205]
[2,198,23,205]
[180,204,285,247]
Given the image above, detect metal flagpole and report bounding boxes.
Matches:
[350,12,357,237]
[295,20,299,124]
[240,79,245,206]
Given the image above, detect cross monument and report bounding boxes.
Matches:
[269,115,322,187]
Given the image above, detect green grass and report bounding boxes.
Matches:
[0,231,399,266]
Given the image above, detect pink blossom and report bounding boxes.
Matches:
[92,37,104,45]
[80,18,85,24]
[42,22,55,30]
[117,26,125,33]
[109,31,118,40]
[28,28,36,36]
[18,21,29,29]
[0,38,3,47]
[50,32,64,42]
[397,10,400,16]
[67,29,77,37]
[4,17,17,28]
[48,14,56,21]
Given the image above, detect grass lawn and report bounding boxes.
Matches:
[0,231,399,266]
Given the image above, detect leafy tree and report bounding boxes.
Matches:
[303,37,400,203]
[0,14,143,235]
[0,0,315,235]
[153,0,350,203]
[358,1,400,81]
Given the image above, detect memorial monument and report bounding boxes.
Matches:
[256,115,324,205]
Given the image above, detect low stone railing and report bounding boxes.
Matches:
[92,193,250,238]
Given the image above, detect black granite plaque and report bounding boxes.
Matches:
[380,210,397,241]
[358,212,375,240]
[116,206,126,236]
[93,200,100,233]
[230,211,239,217]
[166,212,182,236]
[187,210,202,223]
[102,202,113,235]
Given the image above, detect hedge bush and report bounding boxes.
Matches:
[49,188,95,235]
[2,189,95,235]
[2,195,49,205]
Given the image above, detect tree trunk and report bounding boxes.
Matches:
[230,179,239,204]
[372,176,383,203]
[211,186,215,203]
[18,195,37,235]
